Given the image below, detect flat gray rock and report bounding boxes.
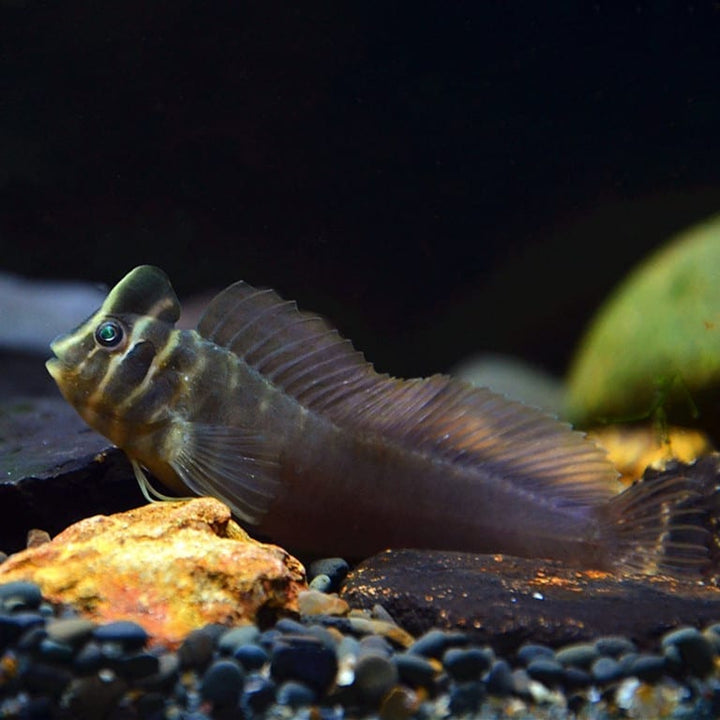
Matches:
[0,395,142,553]
[342,549,720,654]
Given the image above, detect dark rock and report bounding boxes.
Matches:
[443,646,493,681]
[178,625,223,669]
[93,620,148,650]
[661,625,716,677]
[200,658,245,707]
[407,628,468,658]
[526,657,565,686]
[448,681,484,715]
[486,659,515,697]
[110,651,161,680]
[242,673,277,715]
[308,557,350,589]
[594,634,637,658]
[66,672,128,718]
[19,661,73,696]
[555,642,599,669]
[392,652,438,689]
[353,652,399,705]
[217,625,261,655]
[73,641,104,674]
[342,548,720,654]
[629,654,667,682]
[136,652,180,691]
[276,680,316,708]
[233,643,269,671]
[37,637,75,663]
[0,612,45,645]
[563,666,592,689]
[0,397,142,553]
[0,580,42,611]
[591,656,625,684]
[516,643,555,666]
[270,635,338,695]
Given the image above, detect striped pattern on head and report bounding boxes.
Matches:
[46,266,184,446]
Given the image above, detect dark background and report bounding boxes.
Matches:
[3,2,720,379]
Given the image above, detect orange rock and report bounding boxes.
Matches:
[0,498,307,646]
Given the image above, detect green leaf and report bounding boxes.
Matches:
[566,214,720,428]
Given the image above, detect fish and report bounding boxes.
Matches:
[46,265,717,573]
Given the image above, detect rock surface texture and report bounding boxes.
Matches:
[0,497,307,646]
[342,549,720,654]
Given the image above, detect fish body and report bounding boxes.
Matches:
[47,266,715,572]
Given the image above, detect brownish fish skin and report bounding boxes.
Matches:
[46,266,718,573]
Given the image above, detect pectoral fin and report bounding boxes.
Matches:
[169,422,281,525]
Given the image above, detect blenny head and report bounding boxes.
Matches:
[46,265,181,444]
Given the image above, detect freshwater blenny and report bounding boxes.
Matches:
[47,266,715,572]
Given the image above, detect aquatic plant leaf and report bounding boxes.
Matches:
[566,213,720,428]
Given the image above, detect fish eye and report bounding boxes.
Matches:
[94,320,124,348]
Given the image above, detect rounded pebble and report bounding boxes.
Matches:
[407,629,467,658]
[307,573,332,593]
[200,659,245,706]
[178,625,223,669]
[92,620,148,651]
[526,657,566,686]
[270,635,338,694]
[307,557,350,590]
[46,618,96,647]
[0,612,46,644]
[0,581,42,611]
[276,680,316,708]
[353,652,399,705]
[594,635,637,658]
[393,652,438,688]
[233,643,269,671]
[486,659,515,696]
[516,643,556,666]
[662,625,716,677]
[448,680,484,715]
[217,625,261,655]
[241,673,277,715]
[555,642,599,669]
[629,654,667,682]
[591,655,625,684]
[443,646,493,681]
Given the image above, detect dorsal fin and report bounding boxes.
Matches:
[198,280,620,506]
[102,265,180,323]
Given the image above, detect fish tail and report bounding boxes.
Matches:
[602,456,720,577]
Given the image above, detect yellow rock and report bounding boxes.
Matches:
[0,498,307,646]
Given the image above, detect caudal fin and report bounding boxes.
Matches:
[603,455,720,577]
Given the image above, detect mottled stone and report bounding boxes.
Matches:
[0,498,307,646]
[342,548,720,654]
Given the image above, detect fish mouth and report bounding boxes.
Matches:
[46,333,67,382]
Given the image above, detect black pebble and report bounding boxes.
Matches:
[270,635,338,695]
[555,642,599,670]
[448,680,484,715]
[662,626,716,677]
[234,643,269,671]
[0,612,46,645]
[443,647,493,681]
[526,657,566,687]
[242,672,277,715]
[393,652,437,688]
[200,659,245,707]
[408,629,468,659]
[629,654,667,683]
[92,620,148,651]
[276,679,316,708]
[486,659,515,697]
[218,625,260,656]
[591,656,625,684]
[307,557,350,590]
[111,651,161,680]
[516,643,555,666]
[0,581,42,611]
[178,625,223,670]
[594,635,637,658]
